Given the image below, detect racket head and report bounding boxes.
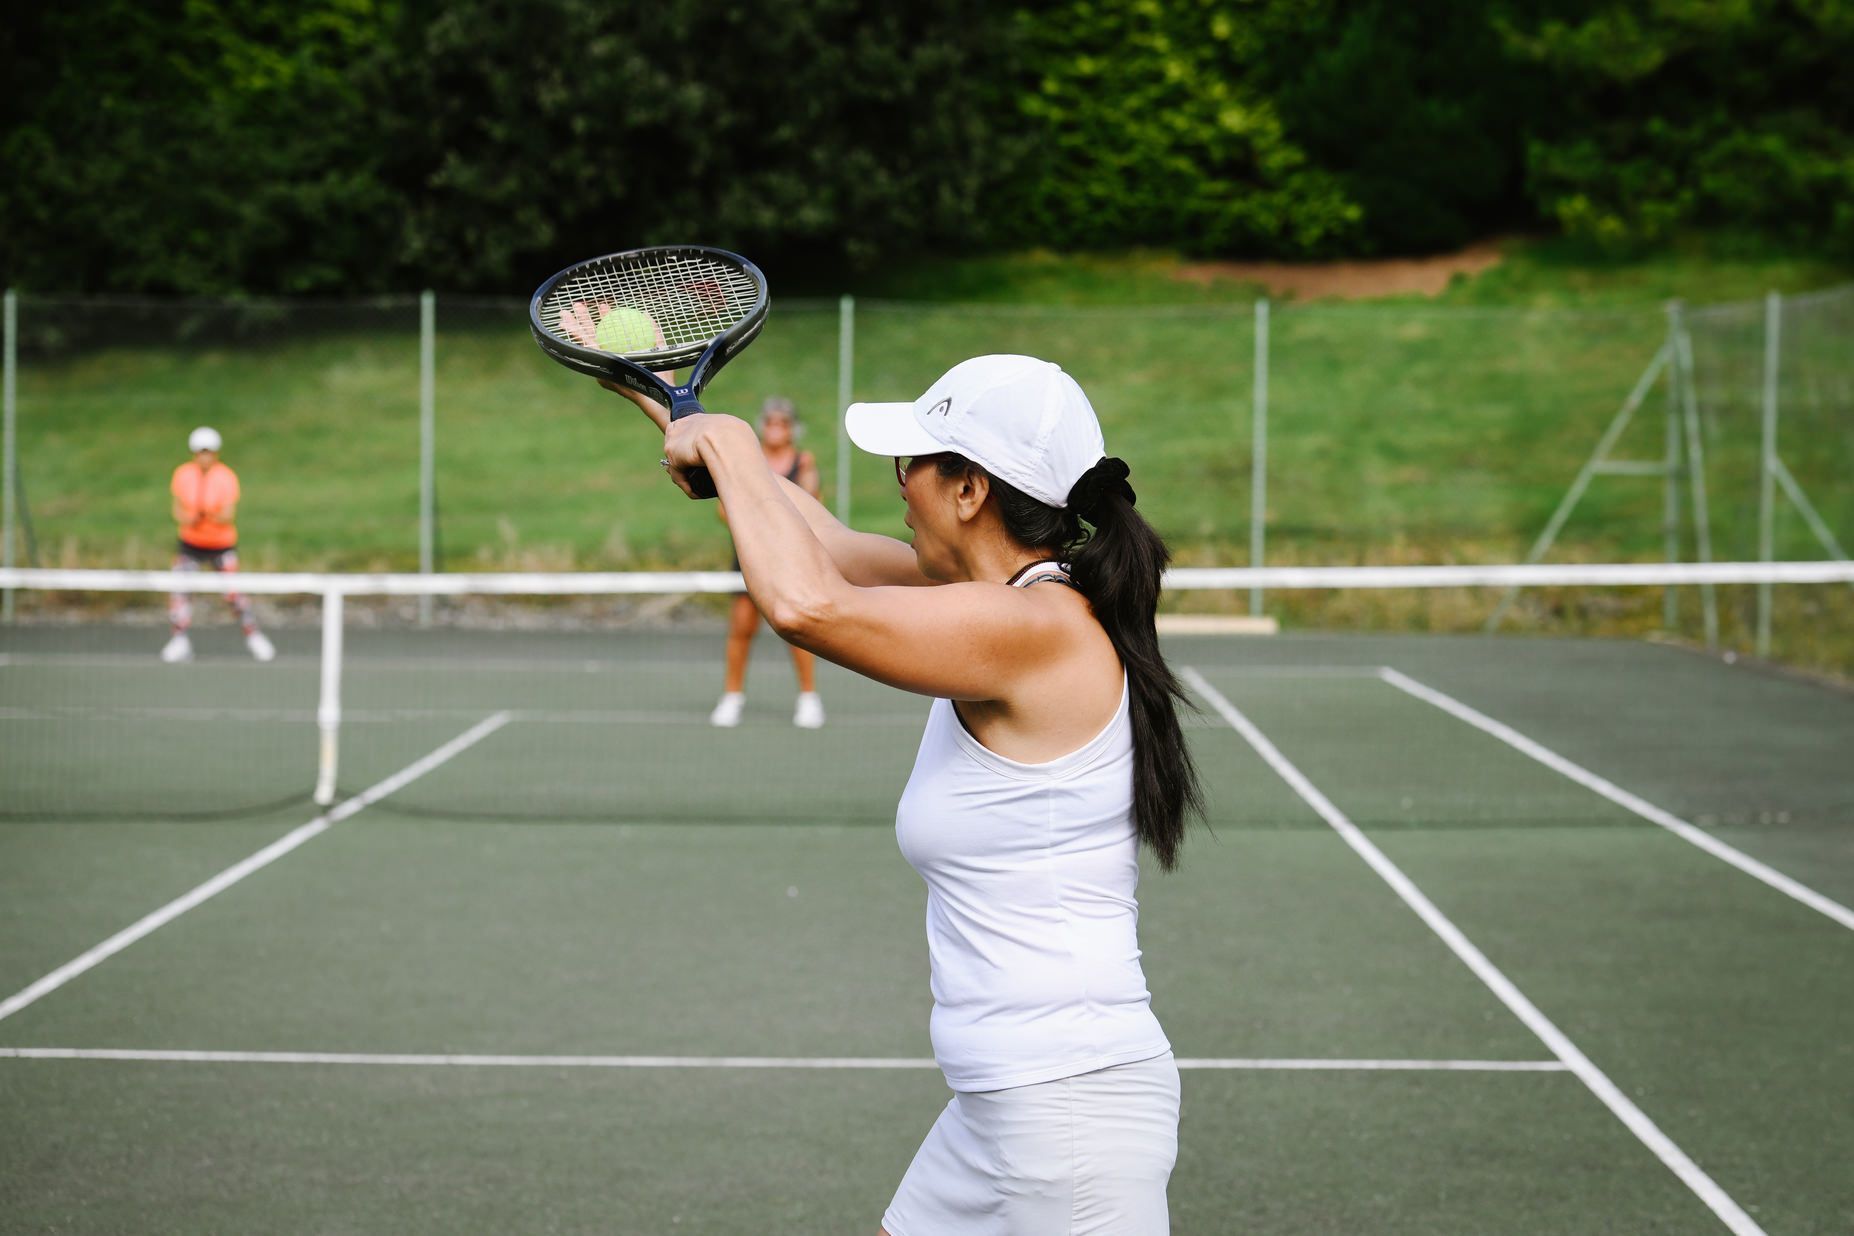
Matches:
[528,245,769,391]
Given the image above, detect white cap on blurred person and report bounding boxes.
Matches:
[844,355,1105,509]
[188,426,223,453]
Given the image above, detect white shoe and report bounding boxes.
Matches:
[246,631,276,663]
[709,692,744,728]
[793,692,825,729]
[160,633,193,663]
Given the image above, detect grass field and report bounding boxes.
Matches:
[2,620,1851,1232]
[8,237,1852,667]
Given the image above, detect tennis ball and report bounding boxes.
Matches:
[596,307,659,354]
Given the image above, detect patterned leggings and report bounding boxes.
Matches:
[169,548,258,635]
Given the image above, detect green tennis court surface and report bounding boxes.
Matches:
[3,626,1851,1233]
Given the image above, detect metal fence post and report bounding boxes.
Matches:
[1671,306,1719,648]
[1662,302,1684,631]
[2,289,15,624]
[1756,290,1780,657]
[1250,299,1269,616]
[836,294,855,525]
[418,290,436,628]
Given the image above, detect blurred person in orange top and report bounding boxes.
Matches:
[161,426,274,663]
[709,398,826,729]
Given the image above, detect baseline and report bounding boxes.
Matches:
[0,1047,1567,1073]
[1379,666,1854,932]
[0,712,512,1024]
[1181,667,1767,1236]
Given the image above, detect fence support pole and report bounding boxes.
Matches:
[1671,306,1719,648]
[1483,346,1671,632]
[314,589,344,806]
[1662,302,1684,631]
[836,295,854,525]
[1250,299,1268,616]
[418,291,436,627]
[1756,290,1780,657]
[2,289,15,624]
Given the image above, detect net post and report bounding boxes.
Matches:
[418,290,436,628]
[1671,304,1719,647]
[2,288,15,625]
[313,589,345,807]
[1250,299,1269,616]
[836,294,855,524]
[1661,301,1684,631]
[1756,290,1780,657]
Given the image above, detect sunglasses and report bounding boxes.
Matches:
[894,454,944,487]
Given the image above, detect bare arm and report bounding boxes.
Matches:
[770,474,931,587]
[675,416,1069,700]
[602,380,931,587]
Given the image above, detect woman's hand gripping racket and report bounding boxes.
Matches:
[530,245,769,498]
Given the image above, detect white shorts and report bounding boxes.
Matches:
[882,1051,1180,1236]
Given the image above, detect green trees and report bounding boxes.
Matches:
[1503,0,1854,252]
[2,0,1848,292]
[1,1,399,294]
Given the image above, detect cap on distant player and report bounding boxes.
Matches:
[188,426,223,453]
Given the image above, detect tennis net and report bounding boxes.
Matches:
[2,563,1850,831]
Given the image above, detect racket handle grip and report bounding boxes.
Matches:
[665,388,719,500]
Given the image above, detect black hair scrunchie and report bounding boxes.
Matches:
[1067,456,1136,520]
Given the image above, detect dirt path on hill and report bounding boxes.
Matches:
[1173,238,1507,300]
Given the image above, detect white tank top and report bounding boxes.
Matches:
[894,561,1170,1092]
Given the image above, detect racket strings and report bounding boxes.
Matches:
[537,254,760,355]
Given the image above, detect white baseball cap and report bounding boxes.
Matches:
[188,426,222,452]
[843,355,1105,508]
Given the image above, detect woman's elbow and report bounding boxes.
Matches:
[764,589,834,644]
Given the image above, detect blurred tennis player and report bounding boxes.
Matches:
[611,355,1200,1234]
[161,426,274,664]
[711,397,826,728]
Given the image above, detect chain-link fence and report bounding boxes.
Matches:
[3,285,1848,641]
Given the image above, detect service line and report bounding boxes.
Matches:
[0,1047,1566,1073]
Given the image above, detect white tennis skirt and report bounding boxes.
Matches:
[882,1051,1180,1236]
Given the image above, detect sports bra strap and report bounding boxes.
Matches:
[1006,559,1077,590]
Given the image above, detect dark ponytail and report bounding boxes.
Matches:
[936,455,1204,871]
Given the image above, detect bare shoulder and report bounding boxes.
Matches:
[959,582,1124,759]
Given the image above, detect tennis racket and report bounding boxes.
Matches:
[530,245,769,499]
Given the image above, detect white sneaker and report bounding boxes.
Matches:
[793,692,825,729]
[246,631,276,663]
[160,633,193,663]
[709,692,744,728]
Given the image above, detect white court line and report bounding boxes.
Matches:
[0,1047,1567,1073]
[1378,667,1854,933]
[1181,667,1767,1236]
[0,652,1386,679]
[0,711,512,1025]
[0,705,928,727]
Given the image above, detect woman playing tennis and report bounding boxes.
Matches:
[612,354,1201,1234]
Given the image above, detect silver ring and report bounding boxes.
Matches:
[658,457,670,468]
